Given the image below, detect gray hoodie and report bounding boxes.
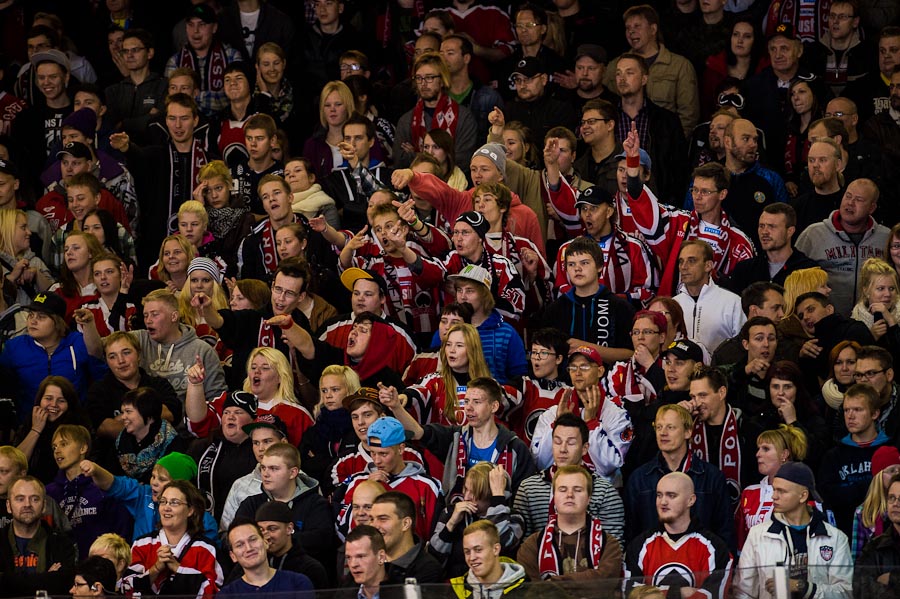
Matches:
[132,324,227,401]
[465,561,527,599]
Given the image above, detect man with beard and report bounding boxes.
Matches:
[624,473,732,599]
[725,203,816,293]
[0,476,77,595]
[440,34,503,141]
[504,57,578,147]
[719,118,788,250]
[566,45,617,115]
[393,52,477,170]
[791,137,845,233]
[846,26,900,121]
[571,99,621,195]
[688,109,734,169]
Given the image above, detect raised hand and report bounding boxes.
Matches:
[543,137,560,168]
[109,132,130,153]
[391,169,415,190]
[488,106,505,132]
[393,199,418,224]
[31,405,49,433]
[520,247,540,277]
[120,263,134,292]
[622,122,640,158]
[72,308,95,326]
[192,180,209,203]
[581,384,602,421]
[346,225,369,252]
[79,460,96,478]
[186,354,205,385]
[190,292,211,314]
[557,388,575,417]
[377,382,401,410]
[265,314,293,329]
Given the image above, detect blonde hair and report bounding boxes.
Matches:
[756,424,808,461]
[178,273,227,328]
[263,442,301,470]
[315,365,361,418]
[142,288,179,311]
[177,200,209,231]
[655,403,693,431]
[858,258,900,308]
[198,160,232,185]
[0,445,27,474]
[0,209,26,257]
[783,267,829,316]
[157,234,198,284]
[318,80,355,128]
[464,462,508,502]
[89,533,132,570]
[439,324,491,424]
[628,586,665,599]
[243,347,298,405]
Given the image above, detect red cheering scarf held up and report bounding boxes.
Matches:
[409,93,460,152]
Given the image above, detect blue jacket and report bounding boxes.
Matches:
[625,451,736,553]
[107,475,219,544]
[477,310,527,384]
[0,330,107,422]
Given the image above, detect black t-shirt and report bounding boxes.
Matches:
[787,524,809,583]
[14,535,38,573]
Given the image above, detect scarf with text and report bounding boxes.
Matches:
[410,93,460,152]
[259,219,279,274]
[538,515,606,579]
[177,42,228,92]
[454,429,512,491]
[690,405,741,503]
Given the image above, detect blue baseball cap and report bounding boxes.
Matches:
[367,417,406,448]
[613,148,652,171]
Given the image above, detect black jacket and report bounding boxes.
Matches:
[225,542,330,589]
[627,98,688,205]
[723,248,818,294]
[0,521,77,596]
[216,2,298,62]
[854,526,900,599]
[384,540,444,584]
[504,93,578,157]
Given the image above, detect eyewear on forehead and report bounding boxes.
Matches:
[580,117,612,127]
[717,92,744,109]
[527,350,556,359]
[567,364,595,373]
[414,74,441,84]
[158,498,187,507]
[854,369,885,380]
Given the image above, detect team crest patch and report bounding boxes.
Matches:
[753,191,766,204]
[620,427,634,443]
[820,546,833,561]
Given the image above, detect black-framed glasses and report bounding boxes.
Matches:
[527,350,557,359]
[414,74,441,85]
[580,118,612,127]
[853,369,886,380]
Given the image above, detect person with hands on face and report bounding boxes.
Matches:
[429,462,524,578]
[531,345,633,479]
[795,291,875,382]
[721,316,778,414]
[851,258,900,349]
[0,208,54,308]
[123,479,223,598]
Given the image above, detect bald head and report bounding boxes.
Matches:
[725,119,759,168]
[659,471,694,494]
[656,471,696,529]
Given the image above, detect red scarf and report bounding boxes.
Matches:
[409,93,460,153]
[690,406,741,504]
[260,220,278,274]
[538,515,606,580]
[766,0,831,44]
[454,429,512,486]
[167,140,207,233]
[177,42,228,92]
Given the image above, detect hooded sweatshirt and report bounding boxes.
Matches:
[818,431,891,533]
[132,324,227,401]
[451,559,527,599]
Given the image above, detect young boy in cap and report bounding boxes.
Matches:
[549,184,657,304]
[329,388,427,499]
[335,416,442,542]
[530,345,633,479]
[735,462,852,599]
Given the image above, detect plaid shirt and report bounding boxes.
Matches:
[616,98,651,147]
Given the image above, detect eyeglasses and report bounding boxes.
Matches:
[510,74,540,86]
[515,22,540,30]
[158,498,187,507]
[527,350,556,359]
[271,285,300,300]
[827,13,854,21]
[414,74,441,85]
[630,329,660,337]
[887,495,900,505]
[340,63,362,73]
[889,243,900,250]
[853,369,886,381]
[690,187,720,198]
[580,117,611,127]
[122,47,146,55]
[72,581,91,588]
[566,364,595,373]
[824,111,853,118]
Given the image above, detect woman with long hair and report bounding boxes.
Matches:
[501,121,538,168]
[52,230,104,319]
[284,157,339,227]
[298,365,361,495]
[302,80,356,180]
[851,258,900,345]
[123,479,223,596]
[784,79,824,195]
[701,18,768,118]
[736,424,808,547]
[422,128,468,190]
[82,209,131,265]
[405,323,493,425]
[428,461,522,578]
[851,446,900,558]
[885,223,900,280]
[240,347,314,445]
[15,375,92,483]
[0,208,54,306]
[255,42,294,126]
[152,235,197,293]
[81,252,136,335]
[778,266,831,363]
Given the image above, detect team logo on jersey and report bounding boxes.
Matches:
[753,191,766,204]
[820,546,833,561]
[652,563,696,588]
[620,426,634,443]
